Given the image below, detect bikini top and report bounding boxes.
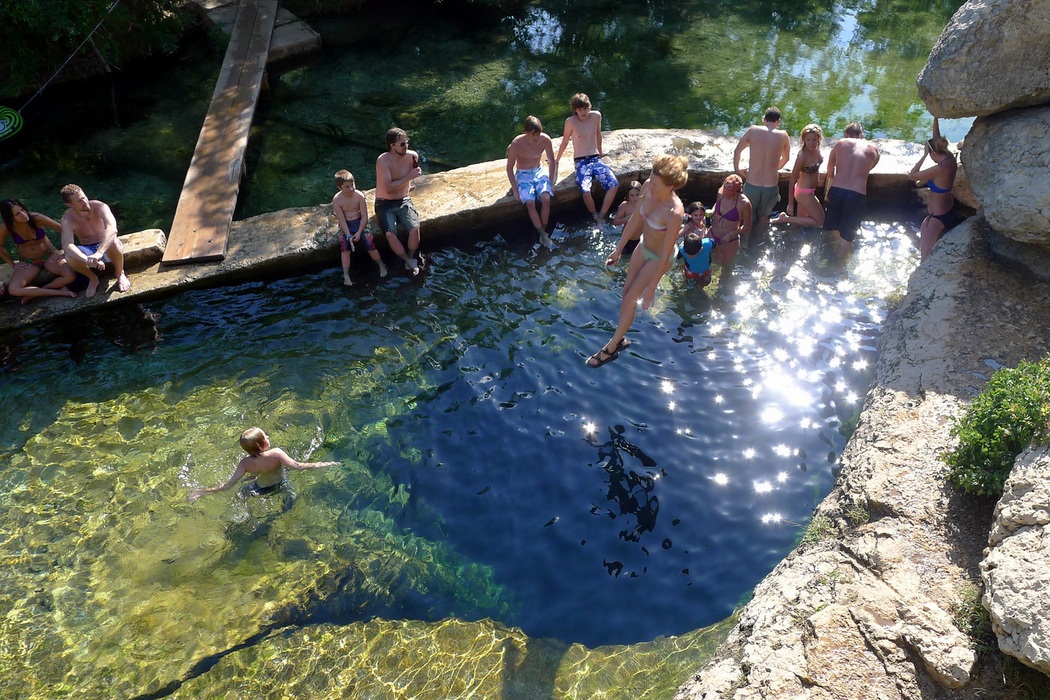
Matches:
[715,197,740,223]
[926,180,952,194]
[800,159,822,174]
[639,201,667,231]
[11,225,46,246]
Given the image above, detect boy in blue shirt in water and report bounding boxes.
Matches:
[680,231,714,288]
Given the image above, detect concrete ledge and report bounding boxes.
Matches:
[0,129,939,333]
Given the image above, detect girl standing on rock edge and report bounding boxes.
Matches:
[586,154,688,368]
[910,116,958,262]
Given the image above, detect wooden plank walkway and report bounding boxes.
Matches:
[163,0,278,264]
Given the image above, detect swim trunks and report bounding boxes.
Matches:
[743,182,780,221]
[338,218,376,252]
[515,167,553,202]
[823,186,866,243]
[76,241,112,264]
[375,197,420,235]
[243,479,288,497]
[573,154,618,193]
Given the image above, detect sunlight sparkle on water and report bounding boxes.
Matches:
[660,380,675,394]
[714,394,724,404]
[761,512,783,525]
[754,480,773,494]
[743,448,756,460]
[713,473,729,486]
[773,444,792,458]
[852,359,868,371]
[761,407,783,424]
[583,422,597,435]
[777,471,790,483]
[668,401,676,411]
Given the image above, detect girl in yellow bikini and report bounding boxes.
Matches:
[587,154,688,368]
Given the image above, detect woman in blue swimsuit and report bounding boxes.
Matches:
[0,199,77,301]
[909,116,958,262]
[587,154,688,368]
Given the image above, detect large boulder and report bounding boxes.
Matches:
[981,445,1050,675]
[917,0,1050,118]
[962,106,1050,247]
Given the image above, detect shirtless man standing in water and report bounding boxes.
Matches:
[734,107,791,237]
[375,127,423,274]
[60,184,131,298]
[823,122,880,260]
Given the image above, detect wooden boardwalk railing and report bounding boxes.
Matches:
[163,0,278,264]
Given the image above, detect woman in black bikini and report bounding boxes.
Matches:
[909,116,958,261]
[0,199,77,301]
[709,174,752,274]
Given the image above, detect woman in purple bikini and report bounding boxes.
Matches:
[709,174,752,274]
[0,199,77,302]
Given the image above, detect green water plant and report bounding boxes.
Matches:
[943,358,1050,498]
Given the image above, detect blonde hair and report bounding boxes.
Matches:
[651,154,689,190]
[800,124,823,142]
[928,136,950,155]
[719,173,744,196]
[60,184,85,203]
[240,427,267,456]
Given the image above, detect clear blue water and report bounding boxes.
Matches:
[1,217,917,647]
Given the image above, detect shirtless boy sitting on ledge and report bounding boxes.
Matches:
[60,184,131,298]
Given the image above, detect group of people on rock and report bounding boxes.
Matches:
[0,185,130,301]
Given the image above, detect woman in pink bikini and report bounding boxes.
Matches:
[0,199,77,302]
[773,124,824,228]
[709,174,752,273]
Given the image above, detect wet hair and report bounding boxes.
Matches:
[800,123,823,143]
[0,199,37,234]
[844,122,863,138]
[627,180,642,195]
[60,183,85,203]
[685,201,705,215]
[720,173,744,196]
[525,115,543,134]
[240,427,267,456]
[334,170,354,187]
[928,136,950,155]
[386,127,407,147]
[764,107,782,123]
[683,232,703,256]
[650,154,689,190]
[570,93,591,111]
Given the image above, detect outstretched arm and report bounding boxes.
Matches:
[271,447,338,471]
[188,462,248,502]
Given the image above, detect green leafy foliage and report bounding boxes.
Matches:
[0,0,187,101]
[944,358,1050,497]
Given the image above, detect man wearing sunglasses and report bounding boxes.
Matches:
[376,127,423,275]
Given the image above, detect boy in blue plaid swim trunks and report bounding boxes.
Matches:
[555,93,619,226]
[507,115,557,247]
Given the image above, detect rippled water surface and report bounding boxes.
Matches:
[1,218,917,650]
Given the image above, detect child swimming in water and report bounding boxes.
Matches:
[679,231,714,288]
[187,427,338,502]
[679,200,708,239]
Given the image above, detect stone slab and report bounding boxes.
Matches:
[192,1,321,65]
[0,129,930,334]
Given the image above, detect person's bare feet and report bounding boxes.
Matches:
[117,273,131,292]
[378,265,388,278]
[85,277,100,298]
[772,212,789,225]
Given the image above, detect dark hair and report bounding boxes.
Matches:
[525,115,543,133]
[0,199,37,235]
[685,201,705,215]
[386,127,407,147]
[844,122,863,138]
[764,107,782,123]
[570,93,591,111]
[683,232,703,255]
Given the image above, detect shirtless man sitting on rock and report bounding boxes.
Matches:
[60,184,131,297]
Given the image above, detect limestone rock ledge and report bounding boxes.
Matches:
[982,445,1050,675]
[676,216,1050,699]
